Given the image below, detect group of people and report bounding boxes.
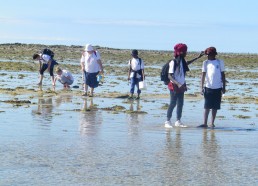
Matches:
[33,44,104,96]
[33,43,226,129]
[164,43,226,129]
[33,51,74,88]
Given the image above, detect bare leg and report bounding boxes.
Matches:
[211,109,217,127]
[82,72,85,90]
[203,109,210,126]
[90,88,94,96]
[51,76,55,86]
[38,75,43,85]
[84,84,88,93]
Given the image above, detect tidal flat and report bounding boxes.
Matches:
[0,43,258,185]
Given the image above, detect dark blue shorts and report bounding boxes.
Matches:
[84,71,99,88]
[204,87,222,109]
[39,60,58,76]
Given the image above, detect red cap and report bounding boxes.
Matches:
[174,43,187,57]
[205,47,217,55]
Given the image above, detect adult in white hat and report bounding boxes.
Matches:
[80,44,104,96]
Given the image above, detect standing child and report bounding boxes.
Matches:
[164,43,204,128]
[127,49,145,99]
[198,47,226,128]
[53,67,74,88]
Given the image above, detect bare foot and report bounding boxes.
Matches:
[82,92,87,96]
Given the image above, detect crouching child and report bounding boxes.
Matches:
[54,67,74,88]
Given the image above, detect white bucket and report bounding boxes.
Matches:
[139,81,147,90]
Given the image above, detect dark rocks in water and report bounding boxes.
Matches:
[72,85,80,89]
[115,95,130,99]
[1,100,31,104]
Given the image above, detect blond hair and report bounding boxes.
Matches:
[55,67,62,73]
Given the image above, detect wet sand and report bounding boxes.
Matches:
[0,44,258,185]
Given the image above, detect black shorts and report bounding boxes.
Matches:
[204,87,222,109]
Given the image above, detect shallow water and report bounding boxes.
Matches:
[0,69,258,185]
[1,92,258,185]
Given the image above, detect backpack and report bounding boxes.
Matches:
[160,60,171,85]
[41,48,54,58]
[161,58,190,85]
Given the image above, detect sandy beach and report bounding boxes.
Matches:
[0,44,258,185]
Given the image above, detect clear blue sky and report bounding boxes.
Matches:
[1,0,258,53]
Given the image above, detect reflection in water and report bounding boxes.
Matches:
[199,129,224,181]
[165,129,182,155]
[202,129,218,157]
[129,99,141,112]
[55,94,73,108]
[32,97,54,124]
[127,100,142,136]
[160,129,183,183]
[31,95,73,125]
[80,98,102,135]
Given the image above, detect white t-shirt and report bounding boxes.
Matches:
[80,51,101,73]
[40,54,51,64]
[128,58,144,71]
[62,70,74,81]
[56,70,74,82]
[202,59,225,89]
[128,58,144,78]
[168,59,185,85]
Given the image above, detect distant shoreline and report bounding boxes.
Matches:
[0,43,258,80]
[1,42,257,55]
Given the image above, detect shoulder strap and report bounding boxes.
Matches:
[172,59,176,73]
[40,54,47,62]
[129,58,142,71]
[82,51,85,57]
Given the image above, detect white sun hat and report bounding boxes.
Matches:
[85,44,94,51]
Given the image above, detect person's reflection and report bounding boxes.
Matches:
[127,99,141,136]
[32,97,54,123]
[200,129,222,178]
[165,129,182,160]
[55,94,73,108]
[80,98,102,135]
[129,99,141,112]
[202,129,218,158]
[163,129,183,181]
